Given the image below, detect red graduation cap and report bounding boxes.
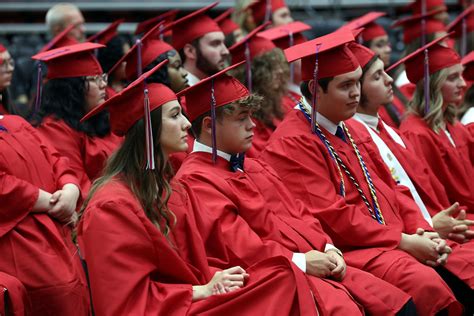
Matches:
[0,44,6,53]
[340,12,387,42]
[447,5,474,37]
[386,34,460,83]
[37,24,78,54]
[407,0,447,15]
[168,2,222,51]
[229,22,275,63]
[257,21,311,50]
[32,42,104,79]
[87,19,124,45]
[109,21,174,80]
[247,0,287,25]
[215,8,239,35]
[82,59,175,136]
[135,9,179,35]
[392,10,447,44]
[348,41,376,69]
[462,50,474,80]
[285,30,358,81]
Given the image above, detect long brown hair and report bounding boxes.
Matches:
[79,107,175,237]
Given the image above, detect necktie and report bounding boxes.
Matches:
[335,126,346,142]
[230,153,245,172]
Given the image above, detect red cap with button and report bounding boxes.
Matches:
[257,21,311,50]
[407,0,447,15]
[135,10,179,35]
[229,22,275,63]
[215,8,240,35]
[247,0,287,25]
[392,10,446,44]
[38,24,78,54]
[87,19,124,45]
[32,42,104,79]
[340,12,387,42]
[348,42,376,69]
[462,50,474,81]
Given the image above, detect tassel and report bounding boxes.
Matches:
[423,49,430,116]
[461,17,467,57]
[421,0,427,46]
[311,43,322,133]
[288,30,295,83]
[143,87,155,170]
[264,0,272,24]
[245,41,252,93]
[34,63,43,114]
[210,79,218,164]
[159,23,165,41]
[136,39,143,77]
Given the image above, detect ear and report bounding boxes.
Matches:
[183,43,197,62]
[308,79,322,98]
[202,116,213,135]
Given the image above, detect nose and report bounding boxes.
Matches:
[221,44,230,56]
[459,76,467,89]
[183,116,191,130]
[384,71,393,86]
[180,67,188,78]
[248,117,256,130]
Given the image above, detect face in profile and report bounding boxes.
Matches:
[272,7,293,27]
[167,50,189,93]
[368,35,392,67]
[441,63,467,107]
[84,74,107,112]
[160,100,191,156]
[196,32,229,75]
[361,58,394,112]
[0,50,14,91]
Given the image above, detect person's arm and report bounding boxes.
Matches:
[432,202,474,242]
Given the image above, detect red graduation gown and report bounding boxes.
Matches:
[281,91,301,114]
[0,103,7,115]
[0,115,89,315]
[78,179,318,316]
[347,118,474,289]
[175,152,411,316]
[0,272,28,316]
[246,119,275,158]
[400,115,474,213]
[37,116,122,199]
[260,109,461,316]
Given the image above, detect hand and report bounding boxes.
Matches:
[32,189,53,212]
[48,184,80,224]
[415,229,451,266]
[305,250,337,278]
[192,266,249,301]
[326,250,346,281]
[399,233,444,267]
[432,203,474,242]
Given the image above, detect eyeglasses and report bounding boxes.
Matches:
[85,73,108,85]
[0,58,15,71]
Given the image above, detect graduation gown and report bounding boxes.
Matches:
[0,272,28,316]
[400,115,474,212]
[260,109,461,316]
[78,179,318,316]
[0,103,7,115]
[175,151,413,316]
[347,118,474,289]
[281,91,301,114]
[0,115,89,315]
[37,116,122,199]
[246,119,275,158]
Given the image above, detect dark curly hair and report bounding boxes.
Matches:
[98,35,130,79]
[32,77,111,137]
[140,52,171,86]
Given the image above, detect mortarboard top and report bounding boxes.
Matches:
[446,5,474,38]
[229,22,275,63]
[109,21,174,80]
[37,24,78,54]
[348,41,376,69]
[392,10,447,44]
[257,21,311,50]
[285,30,358,81]
[247,0,287,25]
[177,61,247,122]
[215,8,240,35]
[407,0,447,14]
[81,59,176,136]
[386,34,460,83]
[135,9,179,35]
[32,42,104,79]
[462,50,474,80]
[340,12,387,42]
[167,2,222,51]
[87,19,124,45]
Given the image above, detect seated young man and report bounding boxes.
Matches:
[173,63,417,316]
[259,31,462,315]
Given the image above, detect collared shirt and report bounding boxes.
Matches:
[193,140,231,161]
[186,71,201,87]
[354,113,407,148]
[299,97,343,135]
[287,82,301,95]
[461,107,474,126]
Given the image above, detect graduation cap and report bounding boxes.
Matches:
[215,8,240,36]
[37,24,78,54]
[87,19,124,45]
[247,0,287,25]
[228,22,274,92]
[0,44,6,65]
[340,12,387,43]
[462,50,474,80]
[167,2,222,51]
[109,21,174,80]
[135,9,179,36]
[257,21,311,50]
[348,41,376,69]
[446,5,474,56]
[82,60,175,169]
[177,61,247,162]
[285,30,358,131]
[407,0,447,15]
[392,10,446,44]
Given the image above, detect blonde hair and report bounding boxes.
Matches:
[408,67,457,132]
[45,3,80,33]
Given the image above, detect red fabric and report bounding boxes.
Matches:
[229,23,276,63]
[175,152,413,315]
[260,109,460,314]
[0,115,89,315]
[401,114,474,212]
[215,9,239,35]
[0,103,8,115]
[281,90,301,113]
[348,42,375,68]
[105,85,117,99]
[246,119,275,158]
[248,0,287,25]
[169,135,194,173]
[37,117,121,200]
[87,19,123,45]
[0,272,28,316]
[78,179,319,316]
[462,51,474,81]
